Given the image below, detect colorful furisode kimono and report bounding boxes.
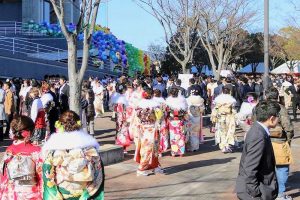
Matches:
[0,142,42,200]
[42,130,104,200]
[211,94,237,152]
[165,96,188,156]
[128,90,143,145]
[186,95,205,152]
[153,97,169,154]
[112,94,131,150]
[125,89,135,140]
[30,98,46,144]
[134,99,162,171]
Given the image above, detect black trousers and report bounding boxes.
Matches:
[5,114,13,136]
[292,97,298,119]
[0,120,4,141]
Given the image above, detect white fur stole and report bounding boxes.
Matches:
[166,96,188,111]
[42,130,99,155]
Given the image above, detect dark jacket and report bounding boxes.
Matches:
[169,85,186,97]
[187,84,202,97]
[236,122,278,200]
[59,84,70,113]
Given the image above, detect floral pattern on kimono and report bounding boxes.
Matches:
[114,103,131,149]
[134,105,161,171]
[42,147,104,200]
[186,105,204,152]
[211,104,237,150]
[0,143,42,200]
[167,108,187,156]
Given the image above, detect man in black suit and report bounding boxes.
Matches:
[186,78,202,97]
[285,83,299,120]
[58,76,70,113]
[236,100,280,200]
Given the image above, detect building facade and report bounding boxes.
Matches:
[0,0,80,23]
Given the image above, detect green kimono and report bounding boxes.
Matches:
[42,147,104,200]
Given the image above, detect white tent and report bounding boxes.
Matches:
[271,61,300,74]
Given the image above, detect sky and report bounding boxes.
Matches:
[96,0,298,51]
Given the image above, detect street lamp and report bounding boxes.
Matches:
[263,0,269,91]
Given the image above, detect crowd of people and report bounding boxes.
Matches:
[0,71,297,200]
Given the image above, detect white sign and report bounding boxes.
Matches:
[178,74,193,90]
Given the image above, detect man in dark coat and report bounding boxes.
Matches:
[186,78,202,97]
[236,100,280,200]
[285,83,299,120]
[58,76,70,113]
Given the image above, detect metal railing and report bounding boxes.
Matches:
[0,35,112,71]
[0,21,47,36]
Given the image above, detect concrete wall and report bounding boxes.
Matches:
[0,2,22,21]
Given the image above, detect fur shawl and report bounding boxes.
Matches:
[186,95,204,107]
[153,97,165,105]
[111,94,128,106]
[137,98,160,109]
[214,94,236,105]
[165,96,188,111]
[42,130,99,155]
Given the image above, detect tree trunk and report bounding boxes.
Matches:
[67,39,81,115]
[69,79,82,115]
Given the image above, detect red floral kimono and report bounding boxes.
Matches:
[165,96,188,156]
[134,99,161,171]
[113,95,131,150]
[0,142,42,200]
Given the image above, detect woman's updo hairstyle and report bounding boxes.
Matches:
[10,115,35,140]
[169,88,179,98]
[142,88,153,99]
[59,110,81,132]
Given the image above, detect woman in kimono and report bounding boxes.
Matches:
[134,88,164,176]
[29,87,46,145]
[19,79,31,116]
[125,83,135,140]
[129,80,144,145]
[112,84,131,153]
[42,111,104,200]
[211,88,237,153]
[165,88,188,157]
[237,92,258,133]
[186,94,205,152]
[93,81,105,117]
[0,115,42,200]
[153,89,168,157]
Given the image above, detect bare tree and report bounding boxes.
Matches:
[135,0,202,74]
[198,0,256,79]
[269,34,286,69]
[147,42,166,61]
[49,0,101,114]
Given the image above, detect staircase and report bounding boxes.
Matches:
[0,34,117,79]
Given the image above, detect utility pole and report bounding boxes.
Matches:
[263,0,269,91]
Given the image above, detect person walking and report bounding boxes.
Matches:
[165,88,188,157]
[211,88,237,153]
[236,100,280,200]
[266,87,294,200]
[58,76,69,113]
[3,82,15,137]
[134,88,164,176]
[0,81,6,141]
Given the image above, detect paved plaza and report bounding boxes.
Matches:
[94,113,300,200]
[0,112,299,200]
